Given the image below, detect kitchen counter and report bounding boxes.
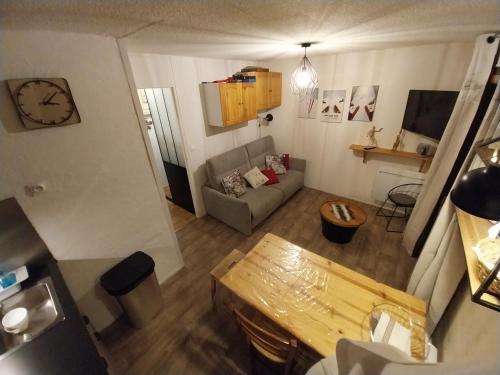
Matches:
[0,260,108,375]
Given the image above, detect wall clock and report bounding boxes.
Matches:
[7,78,81,129]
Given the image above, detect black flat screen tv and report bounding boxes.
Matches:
[401,90,459,141]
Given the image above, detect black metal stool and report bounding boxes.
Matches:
[376,183,422,232]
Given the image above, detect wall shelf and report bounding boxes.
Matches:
[349,144,433,172]
[456,208,500,311]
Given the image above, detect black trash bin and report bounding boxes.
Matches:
[100,251,163,328]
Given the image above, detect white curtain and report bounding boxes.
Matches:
[406,35,500,335]
[402,34,499,255]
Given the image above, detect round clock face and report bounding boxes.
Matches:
[16,79,75,126]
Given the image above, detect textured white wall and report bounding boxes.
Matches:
[432,279,500,364]
[262,42,474,206]
[128,51,261,215]
[0,30,184,330]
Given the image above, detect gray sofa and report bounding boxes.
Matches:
[202,136,306,235]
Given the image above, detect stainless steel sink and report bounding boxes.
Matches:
[0,277,65,359]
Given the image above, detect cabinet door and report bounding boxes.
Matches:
[241,83,257,121]
[254,72,270,111]
[220,83,243,126]
[268,72,282,108]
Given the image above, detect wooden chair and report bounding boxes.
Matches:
[230,304,298,375]
[209,249,245,310]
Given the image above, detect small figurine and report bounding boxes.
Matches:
[366,125,383,147]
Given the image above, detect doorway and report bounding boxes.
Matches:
[137,88,195,229]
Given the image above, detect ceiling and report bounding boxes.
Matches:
[1,0,499,60]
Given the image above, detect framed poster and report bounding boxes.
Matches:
[348,85,379,122]
[298,88,319,119]
[320,90,346,123]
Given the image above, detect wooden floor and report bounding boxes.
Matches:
[102,187,417,375]
[164,185,196,232]
[167,200,196,232]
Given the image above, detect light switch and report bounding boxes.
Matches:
[25,183,47,196]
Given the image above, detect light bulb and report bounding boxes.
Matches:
[295,69,312,88]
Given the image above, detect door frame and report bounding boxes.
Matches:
[116,39,199,222]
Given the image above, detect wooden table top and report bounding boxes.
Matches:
[320,200,367,227]
[220,233,427,359]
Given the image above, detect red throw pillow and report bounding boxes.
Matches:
[261,169,279,185]
[282,154,290,170]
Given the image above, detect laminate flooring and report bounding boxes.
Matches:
[102,187,417,375]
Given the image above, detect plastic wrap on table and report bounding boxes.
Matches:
[220,233,427,358]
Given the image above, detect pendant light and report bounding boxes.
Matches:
[290,42,319,98]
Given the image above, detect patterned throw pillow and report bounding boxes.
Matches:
[221,170,247,197]
[265,155,287,175]
[243,167,269,189]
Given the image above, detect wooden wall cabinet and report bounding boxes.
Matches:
[247,71,282,111]
[202,82,256,127]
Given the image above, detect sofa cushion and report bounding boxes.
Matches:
[268,170,304,202]
[243,166,269,189]
[261,168,280,185]
[265,155,287,174]
[238,186,283,226]
[221,170,247,197]
[245,135,276,169]
[206,146,252,192]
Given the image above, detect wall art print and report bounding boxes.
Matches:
[348,85,379,122]
[320,89,346,123]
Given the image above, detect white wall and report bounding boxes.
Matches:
[433,279,500,364]
[0,30,184,330]
[262,42,474,205]
[126,50,262,216]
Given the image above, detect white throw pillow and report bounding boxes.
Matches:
[243,167,269,189]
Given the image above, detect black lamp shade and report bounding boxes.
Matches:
[450,163,500,221]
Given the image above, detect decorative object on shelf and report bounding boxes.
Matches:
[416,143,436,156]
[451,144,500,311]
[290,42,319,98]
[7,77,81,129]
[320,89,346,123]
[348,85,379,122]
[366,125,383,147]
[298,87,318,118]
[392,129,403,151]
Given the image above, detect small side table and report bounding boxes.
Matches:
[320,200,367,244]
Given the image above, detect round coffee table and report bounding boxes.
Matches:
[320,200,367,244]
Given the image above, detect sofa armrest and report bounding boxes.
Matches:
[290,157,306,173]
[202,185,252,235]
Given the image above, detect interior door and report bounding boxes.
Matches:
[138,88,195,214]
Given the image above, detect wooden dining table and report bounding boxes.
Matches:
[220,233,427,360]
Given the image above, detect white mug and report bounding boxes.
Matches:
[2,307,29,334]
